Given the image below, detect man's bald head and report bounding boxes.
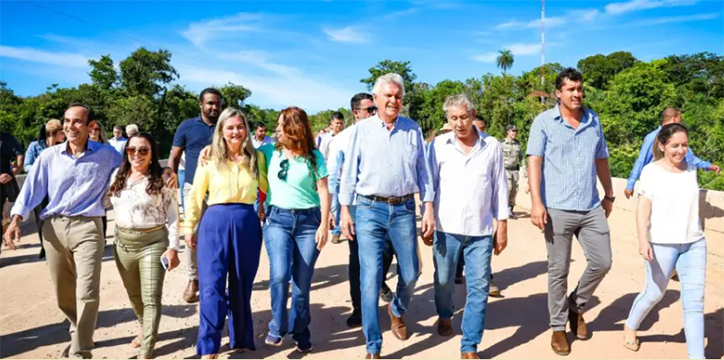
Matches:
[661,107,682,125]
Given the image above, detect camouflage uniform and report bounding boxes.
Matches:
[502,138,523,210]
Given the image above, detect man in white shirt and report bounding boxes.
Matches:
[319,112,345,160]
[251,122,274,149]
[108,125,127,154]
[426,94,509,359]
[126,124,139,138]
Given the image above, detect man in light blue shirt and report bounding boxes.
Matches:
[108,125,127,154]
[339,73,435,358]
[527,69,615,356]
[624,107,720,198]
[5,103,122,359]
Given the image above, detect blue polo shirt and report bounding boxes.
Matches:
[172,116,216,185]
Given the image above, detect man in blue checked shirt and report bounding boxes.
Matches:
[339,73,435,359]
[624,107,721,199]
[527,68,615,357]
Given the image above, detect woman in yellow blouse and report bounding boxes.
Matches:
[182,107,268,359]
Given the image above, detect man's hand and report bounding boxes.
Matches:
[340,206,355,241]
[0,173,12,185]
[199,146,213,167]
[315,224,328,250]
[420,202,435,246]
[162,168,178,189]
[710,164,721,175]
[494,221,508,255]
[624,189,634,199]
[184,233,197,250]
[602,198,613,218]
[3,216,22,250]
[329,214,336,230]
[257,205,265,222]
[530,201,548,231]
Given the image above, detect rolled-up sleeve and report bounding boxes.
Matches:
[415,127,434,202]
[339,126,360,206]
[595,123,609,159]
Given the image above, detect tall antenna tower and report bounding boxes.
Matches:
[541,0,545,104]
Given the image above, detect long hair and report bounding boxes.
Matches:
[89,120,109,144]
[653,123,689,161]
[211,107,258,178]
[109,133,165,197]
[275,106,318,172]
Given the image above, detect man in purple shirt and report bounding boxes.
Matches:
[4,103,121,359]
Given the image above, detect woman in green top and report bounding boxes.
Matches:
[258,106,330,353]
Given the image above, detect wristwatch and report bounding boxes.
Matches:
[603,195,616,203]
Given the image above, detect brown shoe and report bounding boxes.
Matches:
[461,352,479,359]
[331,234,342,244]
[568,310,588,340]
[183,279,199,303]
[388,304,409,340]
[437,318,453,336]
[489,281,501,297]
[365,353,381,359]
[551,331,570,356]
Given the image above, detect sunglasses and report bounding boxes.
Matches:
[358,106,377,114]
[125,146,150,156]
[278,159,290,181]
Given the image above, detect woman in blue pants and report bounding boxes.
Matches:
[182,107,268,359]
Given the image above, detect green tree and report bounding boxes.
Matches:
[219,83,252,109]
[360,60,417,92]
[496,50,514,75]
[119,47,179,97]
[88,55,118,90]
[577,51,637,90]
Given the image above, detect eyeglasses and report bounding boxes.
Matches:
[358,106,377,114]
[278,159,289,181]
[125,146,150,156]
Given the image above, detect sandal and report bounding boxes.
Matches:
[623,337,641,352]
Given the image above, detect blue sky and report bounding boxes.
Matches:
[1,0,722,112]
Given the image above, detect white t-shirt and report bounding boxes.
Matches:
[638,162,704,244]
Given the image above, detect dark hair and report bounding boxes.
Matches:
[474,114,485,123]
[113,125,125,132]
[653,123,689,161]
[36,125,47,142]
[331,111,344,121]
[199,88,223,103]
[254,122,266,130]
[66,103,94,125]
[661,107,681,124]
[555,68,584,90]
[109,133,165,197]
[350,92,373,111]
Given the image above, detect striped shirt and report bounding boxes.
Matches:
[526,105,609,211]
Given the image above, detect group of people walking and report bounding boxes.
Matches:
[0,67,718,359]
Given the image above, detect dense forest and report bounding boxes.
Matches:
[1,48,722,189]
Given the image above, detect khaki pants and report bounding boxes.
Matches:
[43,216,105,359]
[114,226,168,358]
[506,169,519,208]
[182,183,203,280]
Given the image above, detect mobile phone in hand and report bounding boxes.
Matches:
[160,255,169,271]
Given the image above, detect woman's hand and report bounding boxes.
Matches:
[639,241,653,262]
[185,233,197,250]
[315,225,328,250]
[162,248,180,271]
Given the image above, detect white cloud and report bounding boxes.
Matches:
[626,12,719,26]
[323,26,369,44]
[182,13,264,49]
[605,0,697,15]
[472,52,498,63]
[507,43,541,56]
[496,16,567,30]
[217,50,297,76]
[382,8,420,20]
[0,45,89,68]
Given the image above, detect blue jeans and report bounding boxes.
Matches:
[263,206,322,349]
[433,231,493,353]
[355,195,419,355]
[178,169,185,209]
[626,238,706,359]
[331,193,342,236]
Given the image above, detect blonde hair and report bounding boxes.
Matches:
[211,107,258,177]
[45,119,62,135]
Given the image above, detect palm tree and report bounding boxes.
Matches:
[496,49,514,75]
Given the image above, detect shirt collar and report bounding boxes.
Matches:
[553,104,594,129]
[444,128,488,150]
[61,139,100,156]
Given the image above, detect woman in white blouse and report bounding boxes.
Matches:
[108,133,180,359]
[623,123,707,359]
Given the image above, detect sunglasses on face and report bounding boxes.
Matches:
[125,146,150,156]
[358,106,377,114]
[278,159,289,181]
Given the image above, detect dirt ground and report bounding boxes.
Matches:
[1,204,722,359]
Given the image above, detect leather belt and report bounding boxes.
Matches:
[361,194,414,205]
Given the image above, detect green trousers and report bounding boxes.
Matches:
[114,226,169,358]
